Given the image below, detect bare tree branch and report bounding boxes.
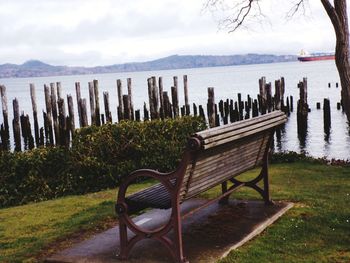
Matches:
[205,0,264,32]
[286,0,306,19]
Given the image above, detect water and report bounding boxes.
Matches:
[0,60,349,160]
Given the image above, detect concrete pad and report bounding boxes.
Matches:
[46,199,293,263]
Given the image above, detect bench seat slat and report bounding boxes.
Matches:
[126,183,171,212]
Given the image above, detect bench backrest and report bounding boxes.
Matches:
[179,110,287,201]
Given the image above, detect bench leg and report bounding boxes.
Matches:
[261,165,273,206]
[219,181,229,205]
[117,216,129,260]
[172,206,189,263]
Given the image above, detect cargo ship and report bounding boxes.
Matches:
[297,50,335,62]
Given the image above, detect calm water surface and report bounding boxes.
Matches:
[1,60,349,160]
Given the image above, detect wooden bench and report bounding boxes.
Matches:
[115,110,287,262]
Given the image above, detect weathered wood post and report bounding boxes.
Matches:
[127,78,134,120]
[266,83,272,112]
[56,82,63,100]
[163,91,172,119]
[67,94,75,138]
[29,84,40,147]
[259,77,267,113]
[75,82,83,127]
[193,103,198,116]
[297,78,309,143]
[147,78,155,119]
[117,79,123,122]
[79,98,88,127]
[151,76,159,119]
[172,76,179,117]
[183,75,190,115]
[103,92,112,123]
[159,77,165,119]
[207,87,215,128]
[93,79,101,126]
[12,98,21,151]
[123,95,131,120]
[57,98,67,146]
[0,85,10,150]
[143,102,149,121]
[44,84,54,145]
[274,79,282,110]
[323,98,331,134]
[88,81,96,125]
[50,83,59,145]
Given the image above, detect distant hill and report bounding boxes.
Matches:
[0,54,297,78]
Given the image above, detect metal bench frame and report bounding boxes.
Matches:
[115,111,286,263]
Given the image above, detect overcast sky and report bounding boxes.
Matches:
[0,0,343,66]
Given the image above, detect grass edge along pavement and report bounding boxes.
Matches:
[0,160,350,262]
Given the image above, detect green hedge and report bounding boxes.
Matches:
[0,117,206,208]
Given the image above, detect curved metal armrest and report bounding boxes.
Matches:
[116,168,177,206]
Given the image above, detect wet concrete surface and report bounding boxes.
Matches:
[46,199,293,263]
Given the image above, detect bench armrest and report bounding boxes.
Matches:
[116,169,177,208]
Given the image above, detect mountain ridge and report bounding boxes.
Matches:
[0,54,297,78]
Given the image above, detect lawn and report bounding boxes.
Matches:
[0,161,349,262]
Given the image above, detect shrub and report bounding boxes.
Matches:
[0,116,206,208]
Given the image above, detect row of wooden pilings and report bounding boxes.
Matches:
[0,74,339,152]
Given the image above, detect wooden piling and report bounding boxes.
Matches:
[183,75,190,115]
[57,98,67,146]
[199,105,205,120]
[117,79,123,122]
[50,83,59,145]
[67,95,75,138]
[0,85,10,150]
[135,109,141,121]
[171,86,179,118]
[143,102,149,121]
[259,77,266,112]
[159,77,164,119]
[323,98,331,133]
[163,91,172,119]
[193,103,198,116]
[207,87,215,128]
[316,102,321,110]
[44,85,54,145]
[127,78,134,120]
[29,84,40,147]
[56,82,62,100]
[79,98,88,127]
[12,98,21,151]
[103,92,112,123]
[75,82,83,127]
[274,79,282,110]
[337,102,341,110]
[93,80,101,126]
[297,78,308,138]
[147,78,155,119]
[172,76,179,117]
[88,81,96,125]
[123,95,131,120]
[151,76,159,119]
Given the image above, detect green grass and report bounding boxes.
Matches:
[1,161,349,262]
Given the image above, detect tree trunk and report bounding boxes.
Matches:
[321,0,350,123]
